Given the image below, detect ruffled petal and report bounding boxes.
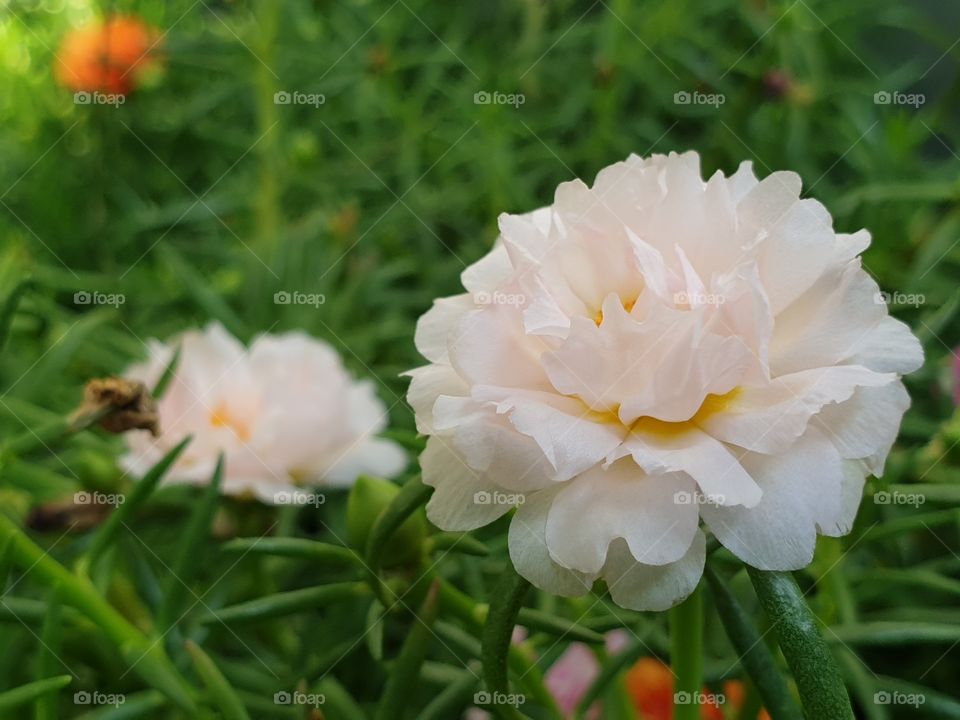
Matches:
[414,294,475,364]
[701,430,844,570]
[472,387,625,481]
[405,364,468,434]
[602,532,706,612]
[432,396,556,491]
[509,486,594,597]
[421,437,514,531]
[813,380,910,475]
[617,428,762,508]
[846,315,924,375]
[545,462,698,574]
[699,366,894,454]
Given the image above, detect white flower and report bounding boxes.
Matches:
[407,151,922,611]
[122,323,405,502]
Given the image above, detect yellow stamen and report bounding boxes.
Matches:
[594,297,637,326]
[209,405,251,441]
[629,388,741,438]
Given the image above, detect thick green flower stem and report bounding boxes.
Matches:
[748,568,854,720]
[439,578,559,715]
[482,568,531,720]
[669,581,704,720]
[0,514,197,712]
[705,565,803,720]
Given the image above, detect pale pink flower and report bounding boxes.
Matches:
[122,323,405,501]
[409,151,922,610]
[469,632,627,719]
[545,643,601,718]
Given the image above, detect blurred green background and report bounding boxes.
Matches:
[2,0,960,717]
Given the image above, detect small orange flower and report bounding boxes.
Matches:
[55,15,160,94]
[625,658,769,720]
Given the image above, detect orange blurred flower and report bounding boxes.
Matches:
[625,658,770,720]
[55,15,160,94]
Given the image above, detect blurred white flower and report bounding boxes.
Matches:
[122,323,405,502]
[408,151,922,611]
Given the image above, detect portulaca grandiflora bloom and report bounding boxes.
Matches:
[408,151,922,611]
[122,323,405,502]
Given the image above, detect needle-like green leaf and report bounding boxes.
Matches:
[82,435,192,575]
[157,453,224,631]
[375,579,439,720]
[203,582,369,624]
[184,640,251,720]
[0,676,71,713]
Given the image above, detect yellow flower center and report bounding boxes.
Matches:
[209,404,251,442]
[594,297,637,326]
[629,388,741,437]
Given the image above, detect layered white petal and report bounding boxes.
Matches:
[509,486,594,597]
[769,261,888,375]
[701,430,844,570]
[544,462,698,574]
[616,428,762,508]
[404,364,468,434]
[421,437,514,531]
[449,304,550,390]
[414,294,475,364]
[603,532,706,612]
[813,380,910,475]
[472,387,625,481]
[699,366,894,454]
[846,315,924,375]
[432,396,556,491]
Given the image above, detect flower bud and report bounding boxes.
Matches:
[347,475,426,567]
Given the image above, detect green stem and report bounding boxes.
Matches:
[669,581,703,720]
[481,566,530,720]
[748,568,854,720]
[437,578,558,715]
[0,514,196,711]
